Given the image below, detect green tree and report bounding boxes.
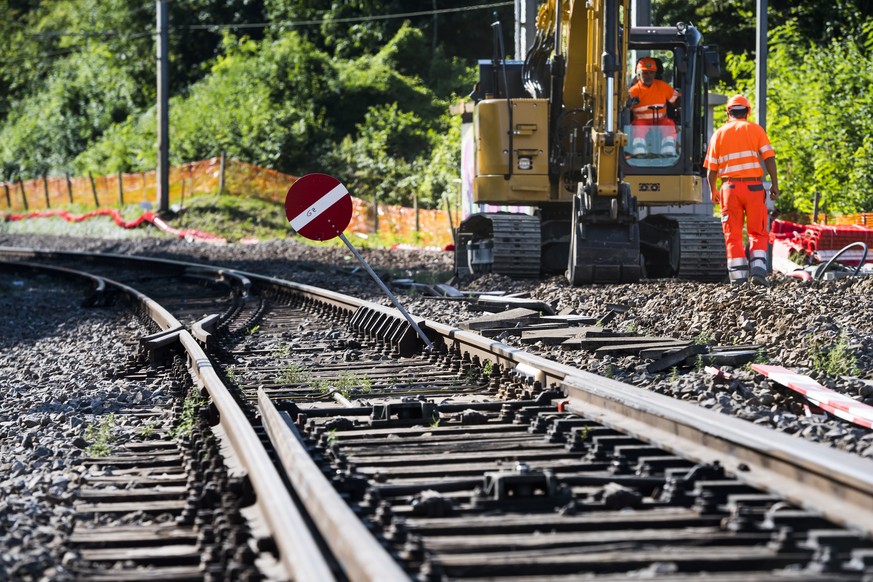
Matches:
[0,1,516,212]
[326,107,461,211]
[0,43,142,177]
[76,31,335,173]
[263,0,513,63]
[765,22,873,214]
[74,22,460,210]
[653,0,873,80]
[323,102,430,207]
[168,0,267,89]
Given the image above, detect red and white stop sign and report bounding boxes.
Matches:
[284,173,353,241]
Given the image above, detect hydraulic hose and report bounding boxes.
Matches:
[813,241,868,281]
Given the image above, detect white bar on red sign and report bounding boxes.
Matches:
[289,183,348,232]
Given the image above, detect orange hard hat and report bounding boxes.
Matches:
[636,57,657,73]
[726,94,752,111]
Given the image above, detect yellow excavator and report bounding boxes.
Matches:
[455,0,725,284]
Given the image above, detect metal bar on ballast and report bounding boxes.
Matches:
[338,233,434,350]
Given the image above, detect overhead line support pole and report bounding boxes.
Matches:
[157,0,170,213]
[755,0,768,131]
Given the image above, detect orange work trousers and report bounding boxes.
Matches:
[718,180,768,260]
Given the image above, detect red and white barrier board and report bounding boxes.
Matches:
[752,364,873,429]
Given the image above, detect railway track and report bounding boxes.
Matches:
[2,246,873,580]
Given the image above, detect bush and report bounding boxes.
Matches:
[720,21,873,215]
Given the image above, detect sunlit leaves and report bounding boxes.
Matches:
[765,20,873,213]
[0,2,489,211]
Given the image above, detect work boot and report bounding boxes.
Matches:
[730,278,747,287]
[660,144,676,156]
[750,268,769,287]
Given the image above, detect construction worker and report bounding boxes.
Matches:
[628,57,680,156]
[704,94,779,286]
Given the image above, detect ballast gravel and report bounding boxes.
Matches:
[0,275,176,581]
[2,229,873,578]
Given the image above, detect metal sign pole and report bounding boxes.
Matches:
[285,173,434,351]
[338,233,434,350]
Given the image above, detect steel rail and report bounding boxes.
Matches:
[0,259,183,333]
[219,267,873,541]
[0,246,389,317]
[0,259,106,301]
[1,257,336,581]
[178,332,335,581]
[424,319,873,538]
[0,246,253,303]
[5,249,873,544]
[258,388,410,582]
[561,372,873,538]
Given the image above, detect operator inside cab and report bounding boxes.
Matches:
[628,57,680,157]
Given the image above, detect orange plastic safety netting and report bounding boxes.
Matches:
[0,157,458,247]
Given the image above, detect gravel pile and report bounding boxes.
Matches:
[2,229,873,578]
[5,234,873,410]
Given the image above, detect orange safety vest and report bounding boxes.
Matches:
[703,119,775,179]
[628,79,680,121]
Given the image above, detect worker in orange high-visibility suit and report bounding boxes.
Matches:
[704,95,779,286]
[628,57,680,156]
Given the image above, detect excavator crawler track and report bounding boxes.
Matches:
[455,213,542,278]
[641,214,727,282]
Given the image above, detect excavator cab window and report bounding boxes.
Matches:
[625,50,681,168]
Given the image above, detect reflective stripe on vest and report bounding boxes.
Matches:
[704,120,775,179]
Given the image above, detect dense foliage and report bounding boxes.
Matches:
[655,0,873,68]
[0,0,507,208]
[2,0,873,213]
[655,0,873,214]
[752,22,873,214]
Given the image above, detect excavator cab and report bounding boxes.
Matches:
[622,25,715,199]
[624,25,726,280]
[625,53,682,165]
[455,3,725,284]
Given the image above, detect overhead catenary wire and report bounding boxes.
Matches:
[22,1,513,38]
[7,1,512,66]
[181,1,514,31]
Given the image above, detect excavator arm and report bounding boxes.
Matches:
[460,0,704,285]
[559,0,640,283]
[525,0,630,202]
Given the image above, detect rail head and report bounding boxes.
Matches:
[178,332,335,581]
[0,254,331,579]
[561,372,873,538]
[0,258,183,333]
[426,316,873,537]
[259,389,410,582]
[7,247,873,541]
